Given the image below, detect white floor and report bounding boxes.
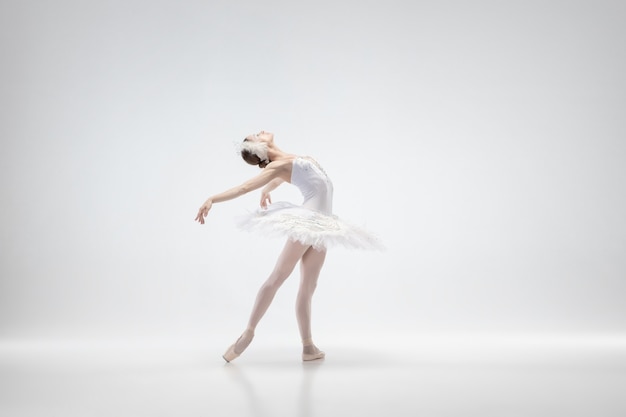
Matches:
[1,334,625,417]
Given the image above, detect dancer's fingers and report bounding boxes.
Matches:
[260,193,271,209]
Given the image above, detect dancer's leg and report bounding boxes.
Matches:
[296,246,326,359]
[225,240,309,361]
[245,239,309,332]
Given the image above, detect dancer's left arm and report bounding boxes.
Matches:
[195,162,287,224]
[260,178,284,209]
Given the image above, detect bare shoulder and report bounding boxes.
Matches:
[268,158,297,170]
[266,158,295,181]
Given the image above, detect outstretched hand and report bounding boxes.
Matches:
[195,199,213,224]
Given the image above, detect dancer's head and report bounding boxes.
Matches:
[241,131,274,168]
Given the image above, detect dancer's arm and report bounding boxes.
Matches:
[260,178,284,209]
[195,162,287,224]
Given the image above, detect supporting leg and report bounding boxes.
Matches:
[296,246,327,361]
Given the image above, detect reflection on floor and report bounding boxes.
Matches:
[1,334,625,417]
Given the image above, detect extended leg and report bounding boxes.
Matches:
[296,246,327,360]
[223,239,309,362]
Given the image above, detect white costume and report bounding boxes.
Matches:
[237,157,383,251]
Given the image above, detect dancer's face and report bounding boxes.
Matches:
[246,130,274,143]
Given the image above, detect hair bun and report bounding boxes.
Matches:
[240,139,271,168]
[240,140,269,161]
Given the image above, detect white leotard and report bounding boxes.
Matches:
[237,156,383,251]
[290,157,334,215]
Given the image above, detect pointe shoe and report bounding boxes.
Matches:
[302,350,325,361]
[223,329,254,363]
[222,344,240,363]
[302,338,325,361]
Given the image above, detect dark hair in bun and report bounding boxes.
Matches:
[241,138,270,168]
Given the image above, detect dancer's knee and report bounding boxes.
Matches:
[298,280,318,296]
[264,271,289,290]
[273,263,296,282]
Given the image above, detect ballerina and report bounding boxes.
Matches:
[195,130,382,362]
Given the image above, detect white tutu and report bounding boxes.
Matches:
[236,201,385,251]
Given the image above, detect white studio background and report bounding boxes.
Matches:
[1,0,625,344]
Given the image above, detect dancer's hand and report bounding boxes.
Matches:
[260,191,272,209]
[259,177,283,209]
[195,199,213,224]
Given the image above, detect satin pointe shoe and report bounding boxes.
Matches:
[223,328,254,363]
[302,338,325,361]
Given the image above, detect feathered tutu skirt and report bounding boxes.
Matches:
[236,202,385,251]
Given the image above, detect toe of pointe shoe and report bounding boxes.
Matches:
[223,345,240,363]
[302,351,325,361]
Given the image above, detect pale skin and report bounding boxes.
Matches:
[195,131,326,358]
